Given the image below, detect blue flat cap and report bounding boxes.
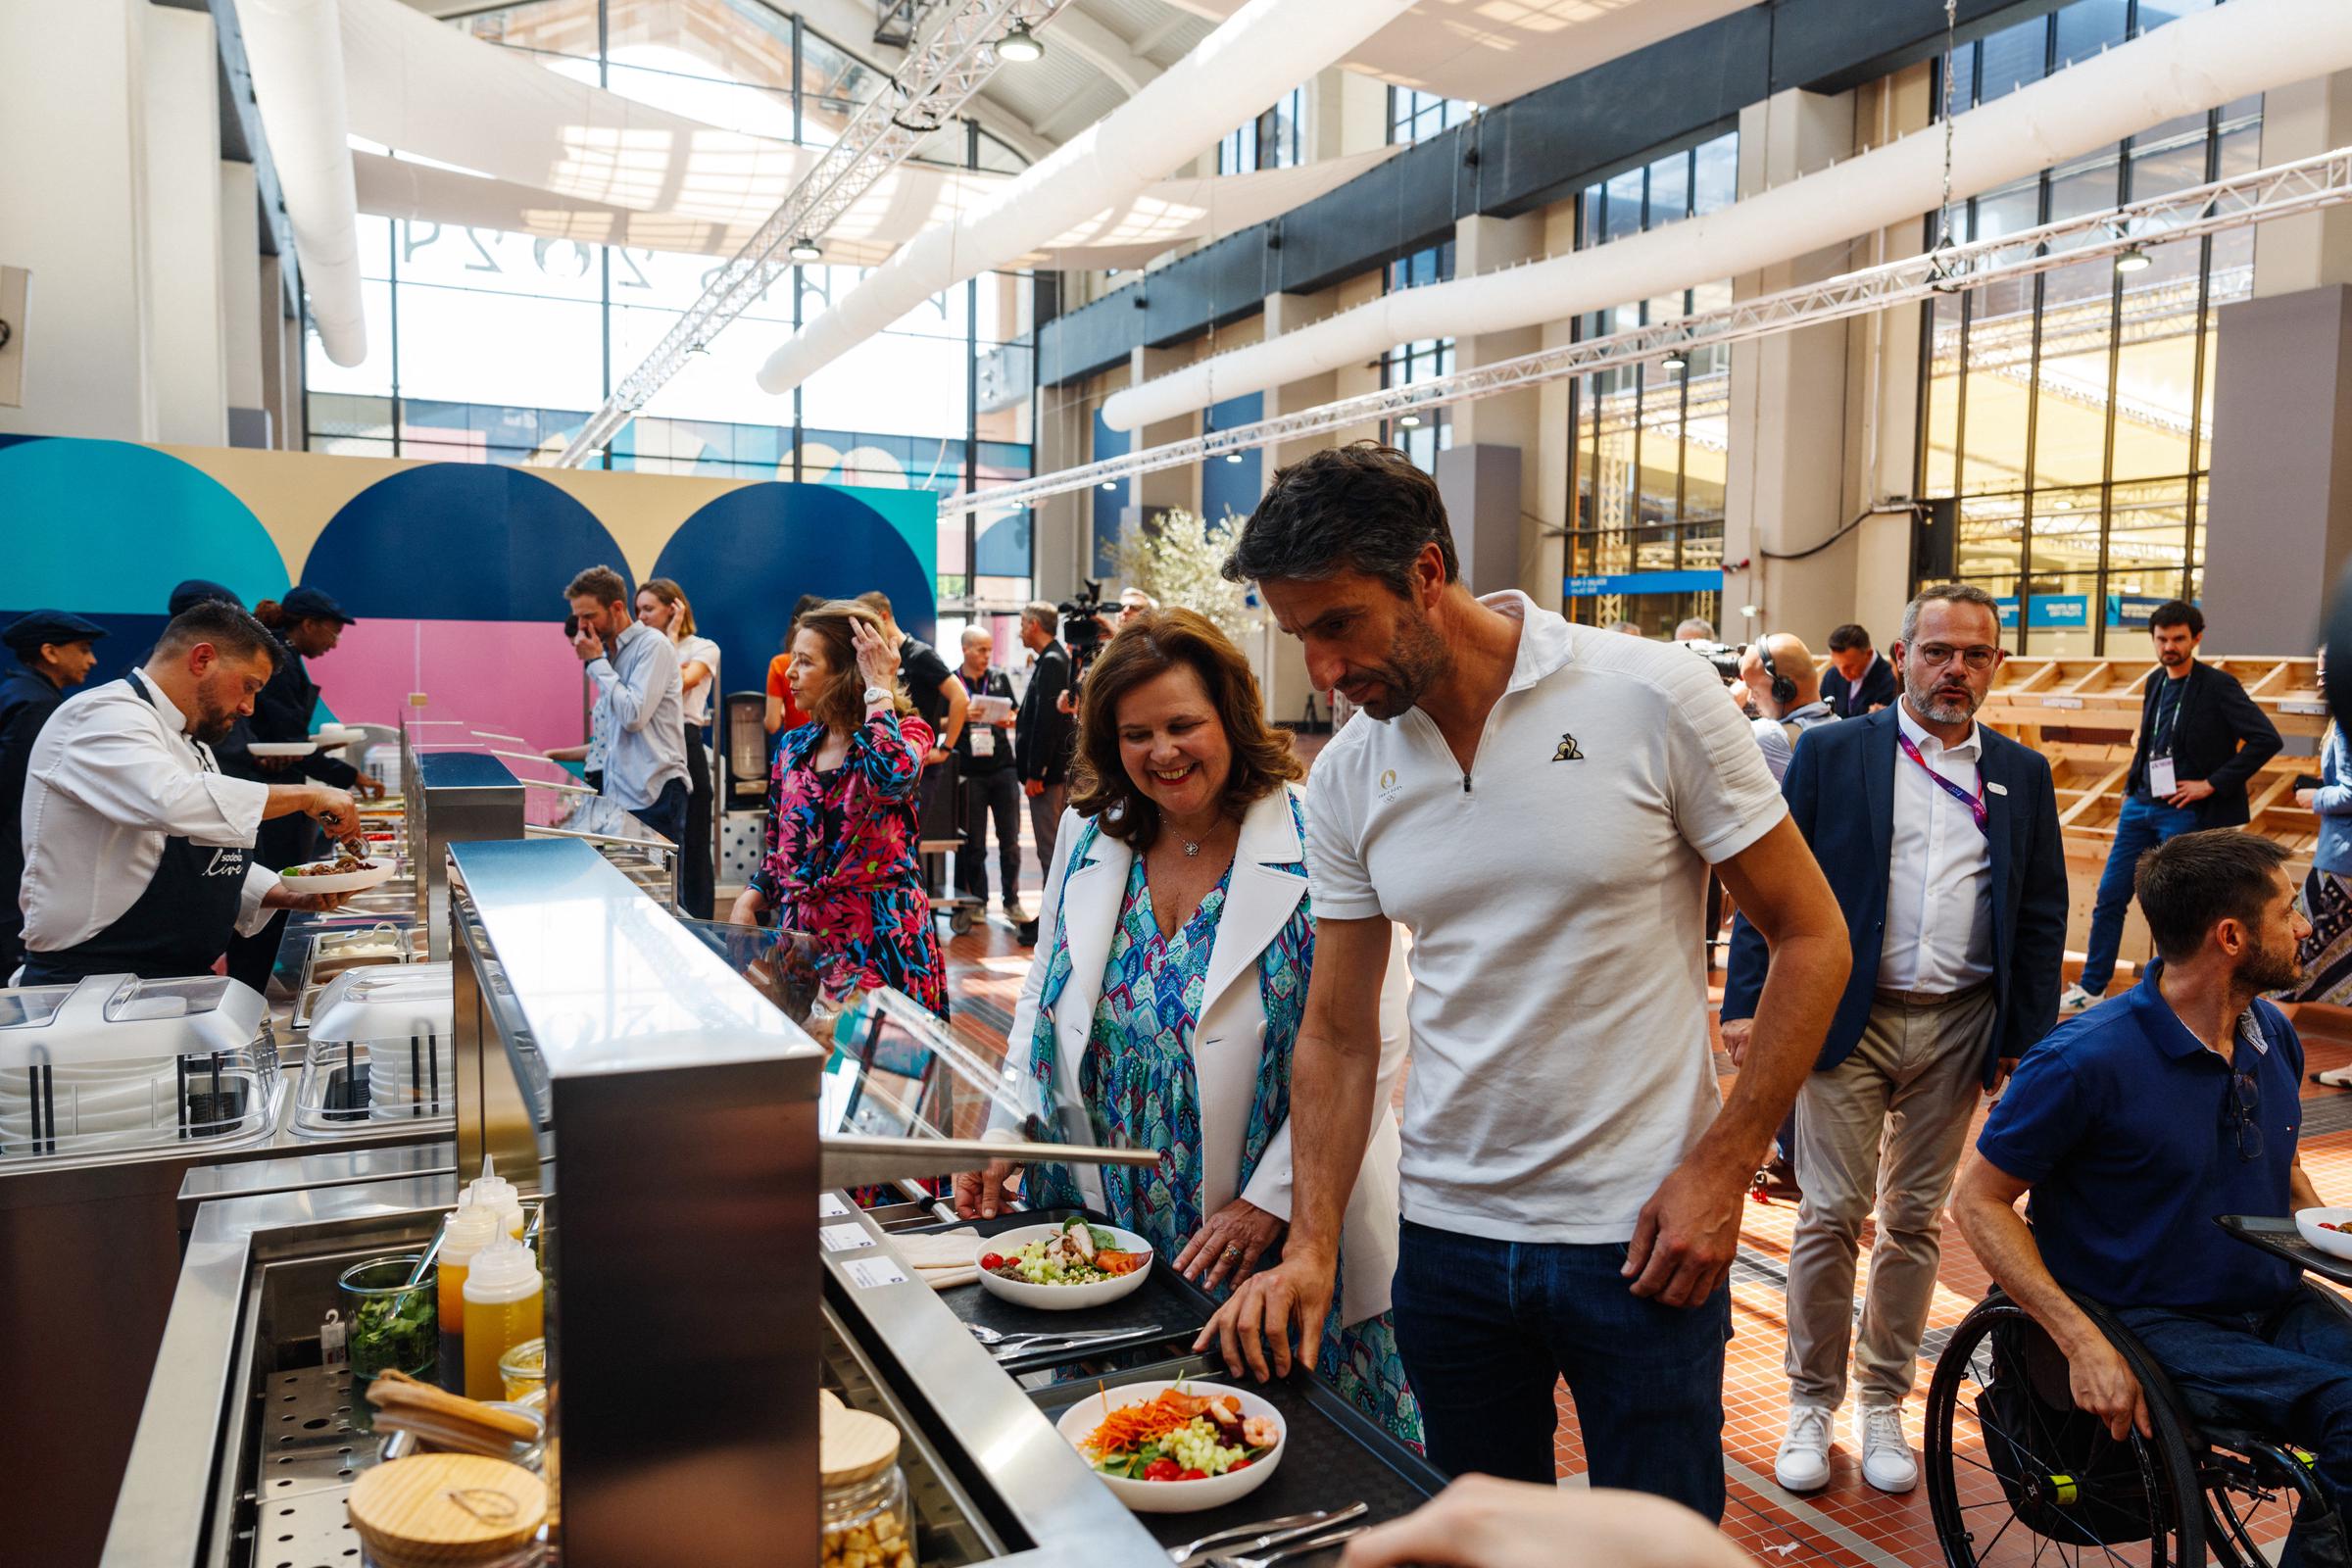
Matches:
[168,578,243,615]
[280,585,356,625]
[3,610,110,655]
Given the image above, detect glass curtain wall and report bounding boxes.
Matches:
[1916,0,2252,654]
[1218,88,1304,174]
[1388,88,1475,144]
[1564,131,1738,635]
[1379,243,1455,471]
[306,0,1037,612]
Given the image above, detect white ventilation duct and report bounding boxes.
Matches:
[1102,0,2352,434]
[755,0,1418,397]
[235,0,368,366]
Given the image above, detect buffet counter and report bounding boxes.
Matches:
[99,836,1441,1565]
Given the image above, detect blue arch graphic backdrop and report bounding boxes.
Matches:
[300,464,630,621]
[651,482,937,706]
[0,437,290,686]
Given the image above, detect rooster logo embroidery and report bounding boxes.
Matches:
[1552,733,1583,761]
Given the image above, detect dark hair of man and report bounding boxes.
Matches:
[155,600,281,670]
[2134,829,2290,964]
[1221,440,1459,597]
[1068,609,1304,852]
[857,590,893,619]
[1828,623,1872,654]
[565,564,628,608]
[2148,599,2205,638]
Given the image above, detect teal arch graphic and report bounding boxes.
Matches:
[0,438,288,612]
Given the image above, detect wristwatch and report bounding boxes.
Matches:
[861,685,892,708]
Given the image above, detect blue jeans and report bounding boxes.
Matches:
[2079,794,2200,995]
[2120,1292,2352,1568]
[1389,1219,1732,1521]
[627,776,690,847]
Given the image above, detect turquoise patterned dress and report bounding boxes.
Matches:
[1027,807,1421,1446]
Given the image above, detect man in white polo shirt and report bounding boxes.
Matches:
[1198,443,1849,1519]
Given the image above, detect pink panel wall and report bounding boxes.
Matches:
[316,618,588,759]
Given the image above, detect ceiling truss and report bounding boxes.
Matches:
[948,145,2352,518]
[550,0,1064,467]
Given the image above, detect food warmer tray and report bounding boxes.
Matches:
[899,1206,1208,1376]
[1028,1352,1446,1560]
[288,963,455,1138]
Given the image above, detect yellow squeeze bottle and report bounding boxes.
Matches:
[436,1204,500,1394]
[462,1233,544,1402]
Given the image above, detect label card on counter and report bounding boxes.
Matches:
[817,1193,852,1219]
[2039,695,2084,710]
[844,1256,909,1290]
[820,1221,877,1253]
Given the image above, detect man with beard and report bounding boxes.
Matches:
[1721,583,2067,1496]
[2064,601,2280,1013]
[13,600,359,985]
[1953,830,2352,1568]
[1196,442,1852,1518]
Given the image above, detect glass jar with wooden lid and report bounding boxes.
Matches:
[821,1405,913,1568]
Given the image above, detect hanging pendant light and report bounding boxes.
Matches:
[997,22,1044,63]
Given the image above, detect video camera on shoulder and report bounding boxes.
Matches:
[1058,580,1110,675]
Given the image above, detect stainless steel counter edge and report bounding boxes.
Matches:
[100,1175,458,1568]
[817,1197,1172,1566]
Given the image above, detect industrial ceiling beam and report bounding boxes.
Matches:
[948,145,2352,517]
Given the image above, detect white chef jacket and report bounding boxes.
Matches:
[1880,702,1995,991]
[16,674,278,965]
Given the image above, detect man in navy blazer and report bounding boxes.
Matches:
[1723,583,2068,1499]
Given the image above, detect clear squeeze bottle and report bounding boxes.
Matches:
[462,1233,545,1402]
[460,1154,526,1243]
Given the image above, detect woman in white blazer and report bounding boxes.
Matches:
[954,609,1417,1444]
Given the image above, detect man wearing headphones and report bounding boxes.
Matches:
[1739,634,1836,783]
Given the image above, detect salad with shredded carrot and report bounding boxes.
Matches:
[1080,1381,1279,1483]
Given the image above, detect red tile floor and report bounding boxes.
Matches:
[916,771,2352,1568]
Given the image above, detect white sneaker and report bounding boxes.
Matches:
[1857,1402,1918,1493]
[1775,1403,1834,1493]
[2057,983,2098,1016]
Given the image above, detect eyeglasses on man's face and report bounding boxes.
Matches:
[1915,643,2002,671]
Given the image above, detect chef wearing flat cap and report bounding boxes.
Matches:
[0,611,108,974]
[13,599,360,985]
[224,585,383,992]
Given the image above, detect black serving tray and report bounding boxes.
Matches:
[898,1207,1208,1375]
[1029,1351,1446,1561]
[2218,1213,2352,1288]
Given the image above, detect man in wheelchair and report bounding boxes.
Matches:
[1953,829,2352,1568]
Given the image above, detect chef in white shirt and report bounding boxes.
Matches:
[15,599,361,985]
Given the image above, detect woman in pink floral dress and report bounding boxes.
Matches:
[727,601,948,1018]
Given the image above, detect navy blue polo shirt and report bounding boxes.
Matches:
[1975,960,2304,1313]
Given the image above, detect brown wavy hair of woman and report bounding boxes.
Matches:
[792,600,912,731]
[638,576,697,637]
[1068,607,1303,852]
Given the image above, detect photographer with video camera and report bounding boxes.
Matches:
[1014,600,1077,894]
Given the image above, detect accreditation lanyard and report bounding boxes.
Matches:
[1897,732,1989,838]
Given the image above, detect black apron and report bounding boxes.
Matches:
[19,671,253,984]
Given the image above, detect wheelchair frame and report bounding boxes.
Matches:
[1924,1287,2340,1568]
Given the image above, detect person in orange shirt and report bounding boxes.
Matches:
[764,594,824,740]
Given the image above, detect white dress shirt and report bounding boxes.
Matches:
[1880,702,1995,992]
[585,621,688,810]
[17,674,279,961]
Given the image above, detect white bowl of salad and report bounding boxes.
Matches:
[975,1216,1153,1311]
[1056,1378,1285,1513]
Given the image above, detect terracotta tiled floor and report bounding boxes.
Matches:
[922,772,2352,1568]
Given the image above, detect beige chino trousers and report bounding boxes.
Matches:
[1785,983,1998,1410]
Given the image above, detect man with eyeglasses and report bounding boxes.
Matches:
[2063,600,2281,1014]
[1724,582,2068,1496]
[1952,830,2352,1568]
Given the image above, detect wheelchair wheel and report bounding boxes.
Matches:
[2200,1431,2330,1568]
[1926,1298,2205,1568]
